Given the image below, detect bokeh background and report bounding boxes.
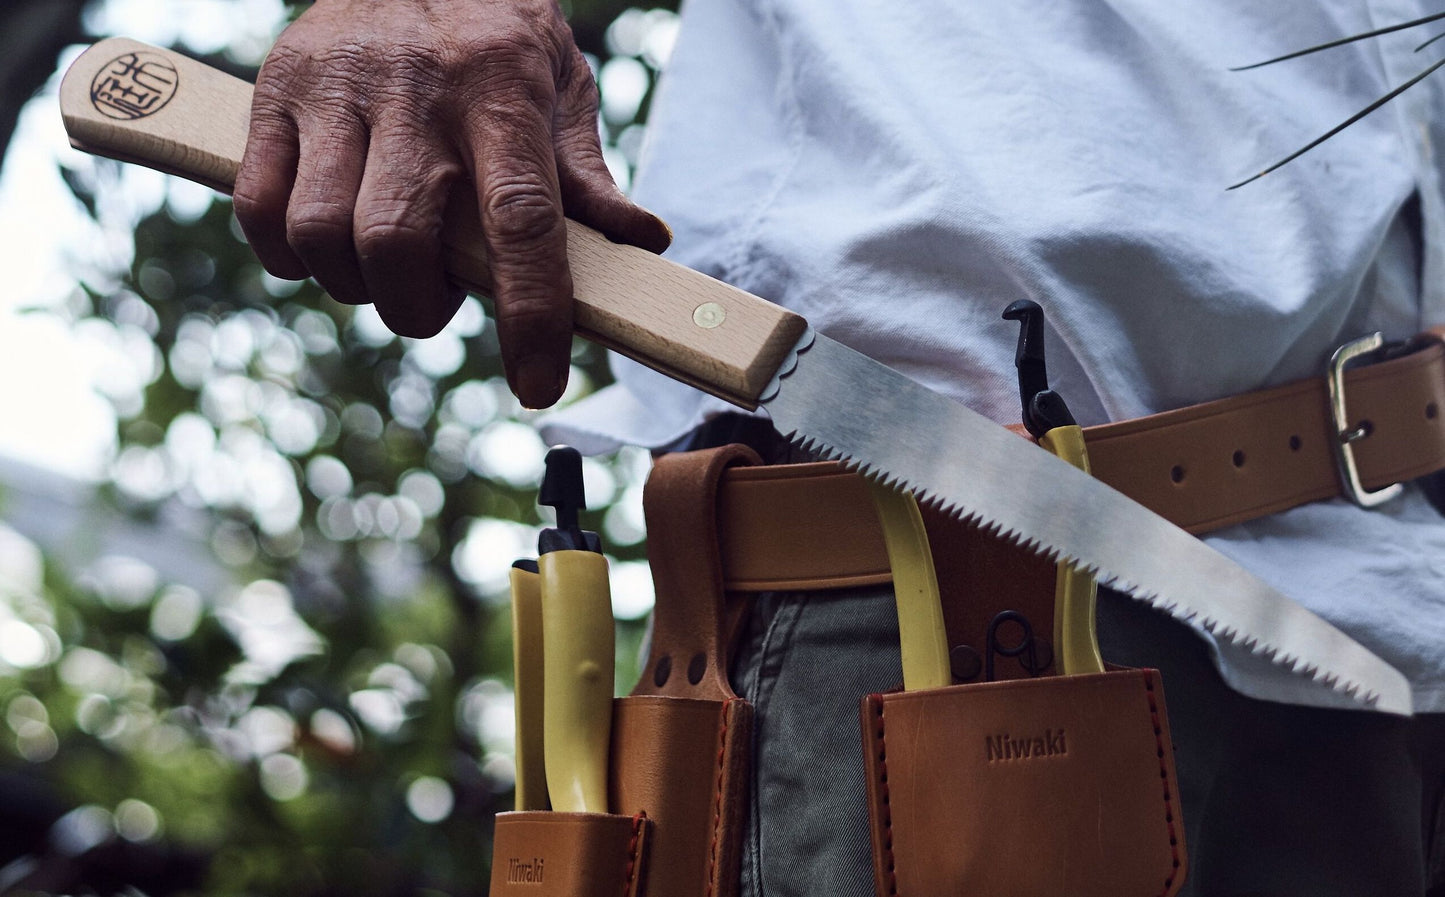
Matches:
[0,1,677,892]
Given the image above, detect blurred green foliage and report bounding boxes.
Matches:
[0,1,679,893]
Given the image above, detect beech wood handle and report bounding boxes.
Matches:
[59,37,808,408]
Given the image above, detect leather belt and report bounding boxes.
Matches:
[715,331,1445,594]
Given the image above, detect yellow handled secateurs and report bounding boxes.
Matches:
[509,447,616,813]
[1005,300,1105,676]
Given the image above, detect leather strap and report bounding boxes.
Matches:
[1089,332,1445,533]
[638,443,762,701]
[718,463,891,592]
[614,445,761,897]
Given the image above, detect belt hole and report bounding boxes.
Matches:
[1288,434,1302,452]
[653,654,672,687]
[1428,402,1439,420]
[1170,465,1186,484]
[687,652,707,685]
[1232,450,1246,468]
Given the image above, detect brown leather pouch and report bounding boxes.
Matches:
[861,668,1186,897]
[490,810,651,896]
[607,445,760,897]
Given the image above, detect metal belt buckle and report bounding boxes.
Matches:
[1326,332,1406,508]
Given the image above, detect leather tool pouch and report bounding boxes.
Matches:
[489,446,756,897]
[607,444,761,897]
[861,669,1186,896]
[489,811,651,896]
[859,468,1187,896]
[842,428,1188,896]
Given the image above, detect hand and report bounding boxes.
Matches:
[232,0,671,408]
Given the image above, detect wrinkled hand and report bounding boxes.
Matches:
[233,0,671,408]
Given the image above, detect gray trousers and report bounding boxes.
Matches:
[727,585,1445,897]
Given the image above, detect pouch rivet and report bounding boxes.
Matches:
[950,645,982,682]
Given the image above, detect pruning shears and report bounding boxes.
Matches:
[509,447,615,813]
[1004,300,1106,676]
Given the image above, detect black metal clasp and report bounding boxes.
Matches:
[1003,299,1075,438]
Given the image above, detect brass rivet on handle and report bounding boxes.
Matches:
[693,302,726,329]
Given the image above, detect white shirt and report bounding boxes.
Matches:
[545,0,1445,712]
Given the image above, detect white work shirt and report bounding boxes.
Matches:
[545,0,1445,712]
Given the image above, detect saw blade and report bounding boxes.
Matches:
[762,330,1413,715]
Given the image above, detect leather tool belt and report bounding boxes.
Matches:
[490,330,1443,895]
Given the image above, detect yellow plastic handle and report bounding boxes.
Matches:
[1037,426,1106,676]
[865,479,951,691]
[538,550,615,813]
[508,565,549,811]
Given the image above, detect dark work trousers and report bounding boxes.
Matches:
[726,585,1445,897]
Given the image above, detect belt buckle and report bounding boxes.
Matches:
[1326,332,1406,508]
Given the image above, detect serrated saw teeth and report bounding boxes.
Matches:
[772,388,1410,714]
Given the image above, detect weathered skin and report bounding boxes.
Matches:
[232,0,671,408]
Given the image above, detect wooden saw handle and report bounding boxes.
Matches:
[59,37,808,408]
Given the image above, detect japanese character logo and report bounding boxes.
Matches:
[89,51,179,121]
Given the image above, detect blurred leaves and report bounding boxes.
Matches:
[0,1,678,893]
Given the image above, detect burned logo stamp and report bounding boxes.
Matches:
[90,51,179,121]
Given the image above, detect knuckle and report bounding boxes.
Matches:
[553,124,606,167]
[374,43,450,108]
[487,68,558,113]
[354,211,435,262]
[258,42,356,103]
[463,32,559,106]
[494,292,573,356]
[286,202,353,255]
[353,161,453,262]
[260,41,385,120]
[498,295,568,331]
[256,43,309,88]
[231,177,277,223]
[244,103,295,142]
[483,179,562,249]
[470,24,547,64]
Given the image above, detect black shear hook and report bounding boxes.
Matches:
[1002,299,1076,438]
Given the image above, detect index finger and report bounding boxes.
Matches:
[464,75,573,410]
